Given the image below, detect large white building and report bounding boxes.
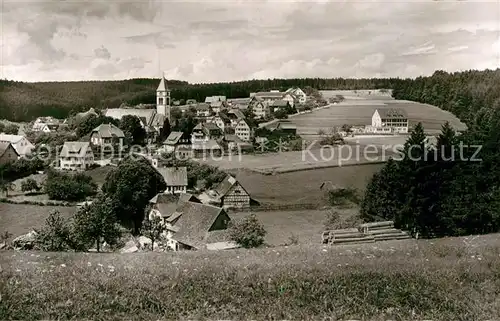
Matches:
[59,142,94,171]
[370,108,409,134]
[235,119,253,142]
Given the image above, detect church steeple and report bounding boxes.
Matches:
[157,75,168,92]
[156,74,171,121]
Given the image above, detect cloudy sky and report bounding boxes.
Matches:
[1,0,499,83]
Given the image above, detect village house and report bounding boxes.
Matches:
[282,92,298,108]
[227,109,246,127]
[252,91,285,105]
[59,141,94,171]
[285,87,307,104]
[194,103,211,117]
[32,116,60,132]
[210,100,227,114]
[271,100,291,112]
[206,114,231,133]
[163,131,191,153]
[89,124,125,150]
[235,119,253,142]
[0,142,19,165]
[157,167,188,194]
[205,96,227,104]
[227,97,251,110]
[191,123,223,143]
[0,134,35,157]
[369,108,409,134]
[223,134,253,153]
[252,101,270,119]
[192,139,222,159]
[163,201,231,251]
[211,175,251,209]
[149,192,201,221]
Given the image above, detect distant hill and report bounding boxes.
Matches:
[0,77,402,122]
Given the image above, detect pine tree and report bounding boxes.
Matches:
[360,158,402,222]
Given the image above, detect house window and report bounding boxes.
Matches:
[159,98,164,105]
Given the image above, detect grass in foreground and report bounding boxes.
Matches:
[1,234,500,320]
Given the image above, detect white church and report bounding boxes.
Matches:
[104,76,172,143]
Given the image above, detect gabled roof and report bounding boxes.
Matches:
[0,142,18,158]
[0,134,25,144]
[195,103,211,111]
[228,97,251,104]
[227,109,245,120]
[166,201,229,248]
[60,141,92,158]
[272,100,289,107]
[104,108,156,125]
[164,131,185,145]
[214,174,249,198]
[210,101,224,108]
[92,124,125,138]
[157,76,169,91]
[192,123,204,132]
[217,112,231,122]
[157,167,188,186]
[205,96,227,103]
[254,92,284,99]
[149,192,200,218]
[204,122,221,131]
[376,108,408,118]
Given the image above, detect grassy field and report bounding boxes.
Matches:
[198,145,391,173]
[0,201,332,243]
[230,208,354,246]
[298,91,466,137]
[0,203,75,237]
[229,163,383,206]
[2,233,499,320]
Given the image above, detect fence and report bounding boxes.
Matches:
[228,203,320,212]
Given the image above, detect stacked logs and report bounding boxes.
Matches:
[359,221,410,241]
[322,221,410,245]
[322,228,375,245]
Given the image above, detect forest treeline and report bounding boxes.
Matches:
[362,69,500,237]
[0,77,401,121]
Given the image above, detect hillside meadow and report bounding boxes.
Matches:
[298,92,467,137]
[1,233,499,320]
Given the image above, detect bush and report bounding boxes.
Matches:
[229,214,266,248]
[327,187,361,206]
[21,178,40,193]
[324,210,364,230]
[35,211,73,251]
[0,157,45,182]
[45,169,97,202]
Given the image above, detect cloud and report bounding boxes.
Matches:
[94,46,111,60]
[1,0,499,82]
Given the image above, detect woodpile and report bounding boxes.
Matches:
[323,221,410,245]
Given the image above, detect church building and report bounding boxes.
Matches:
[104,76,172,143]
[156,76,171,122]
